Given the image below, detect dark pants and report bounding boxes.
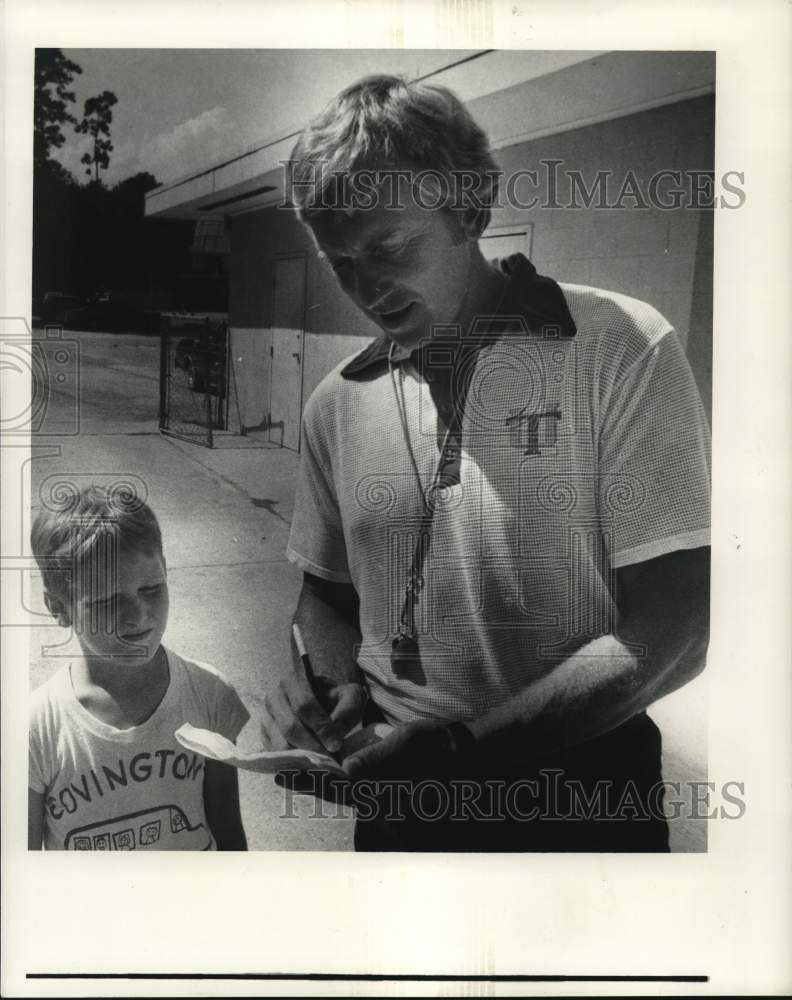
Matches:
[353,712,670,853]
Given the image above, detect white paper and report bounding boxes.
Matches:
[175,723,347,776]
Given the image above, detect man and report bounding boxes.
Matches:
[264,74,711,851]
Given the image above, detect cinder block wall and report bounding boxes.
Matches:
[490,94,714,418]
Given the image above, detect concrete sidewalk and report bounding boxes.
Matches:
[28,427,355,851]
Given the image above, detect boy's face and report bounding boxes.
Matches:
[308,192,477,351]
[56,545,169,665]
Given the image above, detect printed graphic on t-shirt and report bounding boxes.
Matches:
[43,746,210,850]
[505,406,562,455]
[66,804,212,851]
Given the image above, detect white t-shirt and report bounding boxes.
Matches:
[286,276,711,724]
[29,649,249,851]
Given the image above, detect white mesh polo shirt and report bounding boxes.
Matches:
[287,255,711,725]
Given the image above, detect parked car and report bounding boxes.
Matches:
[173,325,227,396]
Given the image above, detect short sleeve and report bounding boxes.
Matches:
[598,329,711,567]
[29,692,53,793]
[286,391,353,583]
[29,732,46,793]
[178,656,250,743]
[209,673,250,743]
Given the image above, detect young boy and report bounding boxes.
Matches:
[28,485,249,851]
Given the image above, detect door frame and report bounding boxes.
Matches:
[269,251,308,451]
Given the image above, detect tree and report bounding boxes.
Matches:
[34,49,82,169]
[75,90,118,184]
[107,173,163,288]
[112,171,160,205]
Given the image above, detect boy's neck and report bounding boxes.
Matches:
[72,644,168,699]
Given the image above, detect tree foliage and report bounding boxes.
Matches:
[33,167,197,313]
[75,90,119,182]
[32,54,216,320]
[34,48,82,169]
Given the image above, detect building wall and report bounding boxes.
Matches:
[228,94,714,439]
[227,206,312,435]
[227,198,379,436]
[490,94,714,415]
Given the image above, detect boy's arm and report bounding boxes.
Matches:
[203,759,247,851]
[28,789,45,850]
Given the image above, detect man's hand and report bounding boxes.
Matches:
[266,676,364,805]
[264,674,367,756]
[342,719,474,782]
[276,720,471,804]
[265,573,365,757]
[274,720,391,804]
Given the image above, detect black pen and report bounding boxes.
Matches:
[292,623,343,761]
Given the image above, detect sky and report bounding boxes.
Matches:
[53,48,481,187]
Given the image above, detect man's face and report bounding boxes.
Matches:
[309,193,476,350]
[66,545,169,665]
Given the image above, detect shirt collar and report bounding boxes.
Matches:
[340,253,577,380]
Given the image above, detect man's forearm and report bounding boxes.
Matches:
[468,548,710,766]
[468,627,708,766]
[292,574,362,687]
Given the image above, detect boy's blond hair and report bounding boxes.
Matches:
[31,483,162,604]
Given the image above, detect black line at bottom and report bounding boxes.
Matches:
[28,973,710,983]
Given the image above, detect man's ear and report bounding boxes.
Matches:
[44,592,71,628]
[445,206,489,246]
[458,206,490,241]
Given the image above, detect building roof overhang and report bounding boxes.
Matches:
[145,50,715,222]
